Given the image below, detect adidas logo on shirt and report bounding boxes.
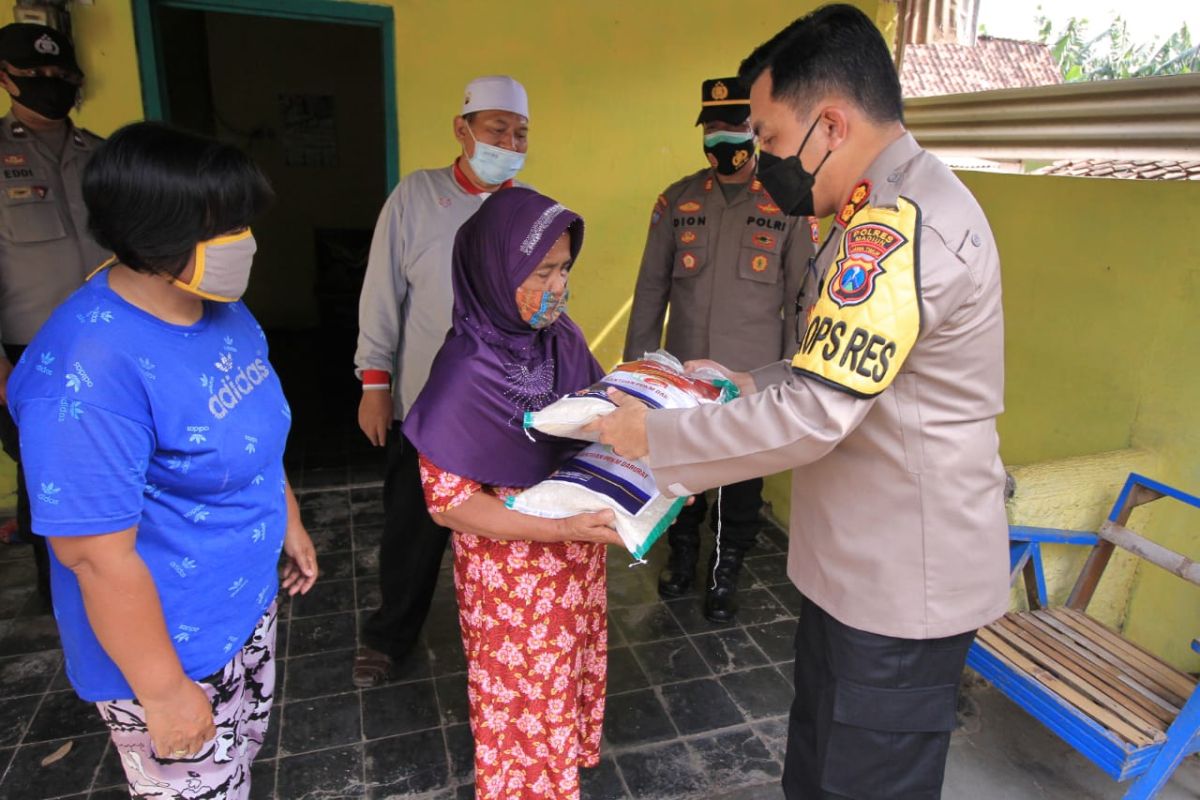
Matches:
[208,357,272,420]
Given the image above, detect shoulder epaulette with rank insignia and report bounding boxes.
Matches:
[835,179,872,227]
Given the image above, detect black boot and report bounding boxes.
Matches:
[703,546,746,623]
[658,541,699,598]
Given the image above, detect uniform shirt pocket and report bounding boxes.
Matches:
[1,191,67,244]
[738,225,783,284]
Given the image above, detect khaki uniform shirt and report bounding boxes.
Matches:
[0,113,107,345]
[644,133,1009,640]
[623,168,815,371]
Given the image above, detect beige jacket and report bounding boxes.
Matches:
[623,168,814,371]
[644,133,1009,640]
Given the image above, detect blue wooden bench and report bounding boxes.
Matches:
[967,472,1200,799]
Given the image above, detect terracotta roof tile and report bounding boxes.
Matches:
[901,36,1062,98]
[1033,159,1200,180]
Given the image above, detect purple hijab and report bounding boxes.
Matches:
[402,188,603,487]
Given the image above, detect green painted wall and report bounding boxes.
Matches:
[959,170,1200,671]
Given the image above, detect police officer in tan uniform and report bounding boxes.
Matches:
[595,6,1008,798]
[0,24,106,604]
[624,76,812,623]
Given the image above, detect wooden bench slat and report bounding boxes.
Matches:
[1054,609,1196,698]
[990,619,1167,741]
[1032,610,1189,709]
[1002,614,1174,728]
[1019,612,1182,721]
[1029,611,1186,715]
[975,628,1157,748]
[1044,609,1186,700]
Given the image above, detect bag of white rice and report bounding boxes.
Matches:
[508,351,738,559]
[524,350,734,441]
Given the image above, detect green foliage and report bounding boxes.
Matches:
[1035,13,1199,81]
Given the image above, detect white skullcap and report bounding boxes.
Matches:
[461,75,529,119]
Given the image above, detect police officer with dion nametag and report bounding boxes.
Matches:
[624,75,813,623]
[596,5,1008,797]
[0,23,107,604]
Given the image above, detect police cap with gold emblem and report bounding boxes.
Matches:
[696,76,749,126]
[0,23,81,75]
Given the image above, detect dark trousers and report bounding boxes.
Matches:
[667,477,764,553]
[0,343,50,602]
[784,596,974,800]
[361,424,451,660]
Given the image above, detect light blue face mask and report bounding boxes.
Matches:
[703,130,755,148]
[466,125,526,185]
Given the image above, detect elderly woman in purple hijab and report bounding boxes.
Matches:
[403,188,620,800]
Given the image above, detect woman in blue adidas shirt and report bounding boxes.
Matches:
[8,122,318,799]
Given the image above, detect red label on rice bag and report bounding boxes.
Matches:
[579,359,723,410]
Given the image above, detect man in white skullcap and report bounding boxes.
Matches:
[353,75,530,686]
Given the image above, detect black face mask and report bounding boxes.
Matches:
[756,115,831,217]
[8,73,78,121]
[703,137,756,176]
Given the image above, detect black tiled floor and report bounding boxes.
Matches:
[580,757,626,800]
[281,691,362,755]
[286,648,359,701]
[24,691,108,744]
[603,689,677,746]
[688,727,783,790]
[631,638,711,685]
[361,681,441,740]
[0,650,60,699]
[444,723,474,782]
[3,733,110,799]
[605,647,650,695]
[722,666,797,721]
[276,743,365,798]
[746,619,797,664]
[0,695,39,748]
[611,603,686,644]
[288,611,358,656]
[660,678,746,735]
[692,628,772,675]
[0,444,802,798]
[363,729,449,798]
[616,741,708,797]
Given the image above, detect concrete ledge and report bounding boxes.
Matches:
[1006,448,1158,628]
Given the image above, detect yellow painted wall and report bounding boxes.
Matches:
[959,170,1200,671]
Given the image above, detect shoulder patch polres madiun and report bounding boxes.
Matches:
[790,197,921,398]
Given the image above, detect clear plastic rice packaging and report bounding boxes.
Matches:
[507,351,739,559]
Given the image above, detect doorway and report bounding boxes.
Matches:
[132,0,397,484]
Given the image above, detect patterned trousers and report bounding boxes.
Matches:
[96,601,277,800]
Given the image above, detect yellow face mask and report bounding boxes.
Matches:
[172,229,257,303]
